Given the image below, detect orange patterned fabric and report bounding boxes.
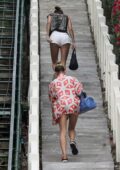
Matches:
[49,74,83,125]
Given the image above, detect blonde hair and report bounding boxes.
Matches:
[55,62,65,72]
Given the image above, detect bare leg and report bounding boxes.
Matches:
[50,43,59,70]
[60,43,70,68]
[58,114,68,159]
[68,114,78,142]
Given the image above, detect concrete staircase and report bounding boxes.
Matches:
[39,0,114,169]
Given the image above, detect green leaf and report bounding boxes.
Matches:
[109,34,116,44]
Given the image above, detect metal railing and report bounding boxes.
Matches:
[15,0,25,169]
[8,0,24,169]
[87,0,120,162]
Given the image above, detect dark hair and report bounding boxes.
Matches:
[55,63,65,73]
[54,6,63,14]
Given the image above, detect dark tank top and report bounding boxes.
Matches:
[48,13,68,35]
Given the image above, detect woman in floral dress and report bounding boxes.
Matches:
[48,63,83,162]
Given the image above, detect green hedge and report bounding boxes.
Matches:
[101,0,114,33]
[101,0,120,78]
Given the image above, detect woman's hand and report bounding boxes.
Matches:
[71,42,76,49]
[46,35,52,43]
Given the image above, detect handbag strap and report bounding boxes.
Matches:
[72,48,76,55]
[80,91,87,99]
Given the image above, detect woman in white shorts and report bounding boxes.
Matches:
[46,6,76,70]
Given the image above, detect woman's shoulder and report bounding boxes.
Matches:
[66,75,79,82]
[47,13,68,17]
[65,75,75,80]
[47,13,54,18]
[49,79,55,86]
[49,13,54,16]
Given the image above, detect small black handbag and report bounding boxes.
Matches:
[69,48,78,70]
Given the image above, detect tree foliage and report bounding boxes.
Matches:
[111,0,120,45]
[101,0,120,76]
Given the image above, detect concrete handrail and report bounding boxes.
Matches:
[28,0,39,169]
[87,0,120,162]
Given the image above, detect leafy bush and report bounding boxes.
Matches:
[101,0,120,77]
[111,0,120,64]
[101,0,114,32]
[111,1,120,45]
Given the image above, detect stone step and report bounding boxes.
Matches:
[43,162,114,170]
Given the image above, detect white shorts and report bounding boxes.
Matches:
[50,31,71,46]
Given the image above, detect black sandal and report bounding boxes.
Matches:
[70,141,78,155]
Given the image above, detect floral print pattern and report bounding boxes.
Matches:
[49,74,83,125]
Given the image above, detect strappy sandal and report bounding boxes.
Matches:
[61,156,68,162]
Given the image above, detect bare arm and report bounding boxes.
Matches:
[67,17,76,48]
[46,15,52,43]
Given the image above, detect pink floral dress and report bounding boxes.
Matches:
[49,74,83,125]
